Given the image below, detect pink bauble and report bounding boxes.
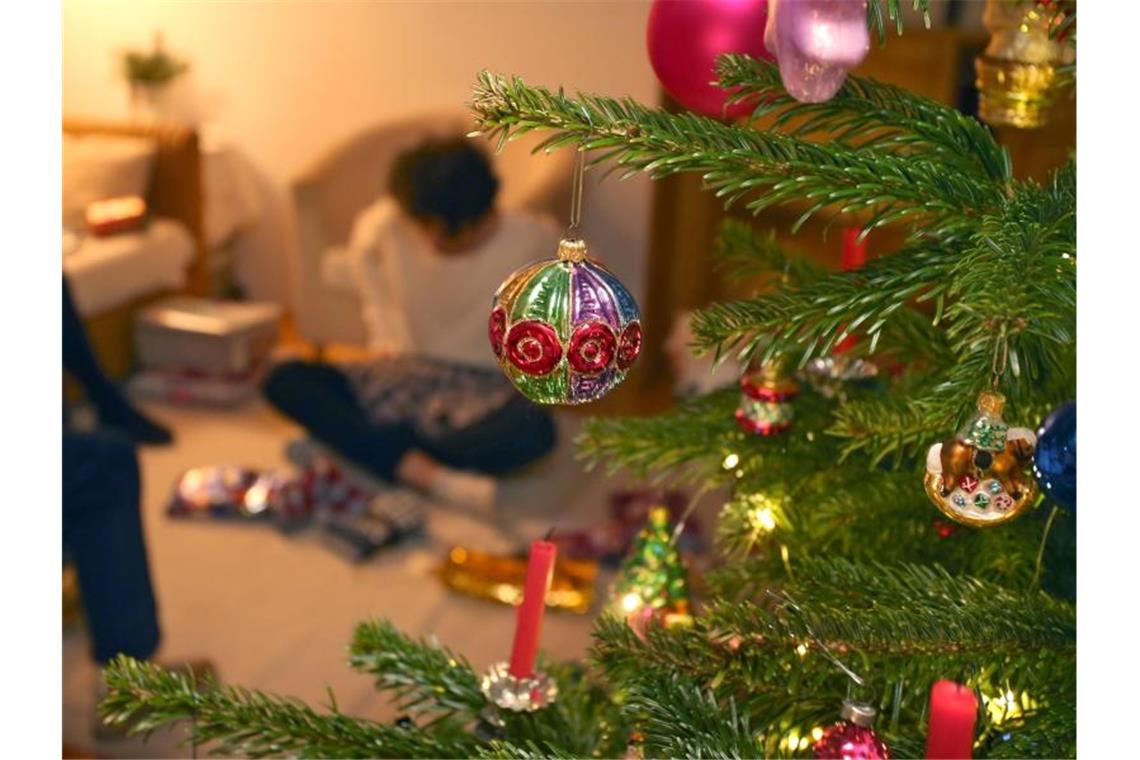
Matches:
[647,0,772,119]
[765,0,871,103]
[813,720,890,760]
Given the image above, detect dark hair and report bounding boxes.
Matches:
[388,137,500,236]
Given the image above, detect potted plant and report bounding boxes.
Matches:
[122,32,188,120]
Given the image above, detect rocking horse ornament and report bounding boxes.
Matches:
[924,391,1038,527]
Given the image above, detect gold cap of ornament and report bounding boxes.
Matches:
[839,700,877,728]
[557,238,588,263]
[976,390,1006,417]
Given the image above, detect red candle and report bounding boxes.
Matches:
[833,228,868,354]
[508,539,557,679]
[841,226,867,271]
[925,680,978,759]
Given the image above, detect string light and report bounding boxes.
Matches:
[750,505,777,533]
[740,493,782,540]
[620,592,644,614]
[776,727,819,753]
[982,689,1038,726]
[722,452,740,470]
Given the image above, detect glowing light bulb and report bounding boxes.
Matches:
[722,452,740,470]
[750,506,777,533]
[621,592,644,613]
[983,688,1037,726]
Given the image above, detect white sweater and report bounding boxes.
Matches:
[330,198,561,369]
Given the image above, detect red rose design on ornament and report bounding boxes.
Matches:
[488,306,507,358]
[617,321,643,370]
[505,320,562,376]
[567,322,617,375]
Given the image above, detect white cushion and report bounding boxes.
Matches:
[62,218,195,316]
[62,134,157,229]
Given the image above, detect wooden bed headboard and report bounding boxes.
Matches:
[63,118,209,295]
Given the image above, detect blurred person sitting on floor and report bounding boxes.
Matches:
[263,137,559,510]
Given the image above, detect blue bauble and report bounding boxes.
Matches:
[1033,401,1076,512]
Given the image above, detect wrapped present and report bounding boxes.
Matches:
[438,545,597,614]
[168,466,278,520]
[85,195,147,236]
[322,490,427,562]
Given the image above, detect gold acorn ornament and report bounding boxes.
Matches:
[974,0,1074,129]
[924,391,1037,527]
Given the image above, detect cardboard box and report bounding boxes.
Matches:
[134,297,282,375]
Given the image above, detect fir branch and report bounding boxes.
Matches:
[349,619,485,723]
[578,389,743,484]
[867,0,933,45]
[691,241,956,367]
[718,54,1009,182]
[981,703,1077,759]
[623,673,762,759]
[597,561,1074,685]
[100,656,477,758]
[471,67,1003,236]
[593,560,1074,757]
[475,740,583,759]
[714,218,829,286]
[494,661,631,759]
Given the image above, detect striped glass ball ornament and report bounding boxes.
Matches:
[488,238,642,405]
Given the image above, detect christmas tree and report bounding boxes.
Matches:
[100,8,1076,758]
[611,506,691,625]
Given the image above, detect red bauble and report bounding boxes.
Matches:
[489,306,507,358]
[646,0,772,119]
[813,721,890,760]
[617,321,643,370]
[568,322,617,375]
[505,320,562,376]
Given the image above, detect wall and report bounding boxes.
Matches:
[63,0,657,306]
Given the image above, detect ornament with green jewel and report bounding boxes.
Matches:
[611,506,691,628]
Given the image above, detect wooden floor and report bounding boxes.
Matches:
[62,398,648,757]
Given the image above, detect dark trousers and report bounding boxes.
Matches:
[63,431,160,663]
[262,361,557,481]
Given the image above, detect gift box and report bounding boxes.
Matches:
[134,296,282,375]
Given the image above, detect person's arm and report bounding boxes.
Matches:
[346,200,412,356]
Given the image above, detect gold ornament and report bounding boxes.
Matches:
[975,0,1072,129]
[924,391,1038,527]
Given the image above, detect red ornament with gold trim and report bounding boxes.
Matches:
[735,362,799,436]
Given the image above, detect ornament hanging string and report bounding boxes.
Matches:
[765,589,866,688]
[669,484,712,548]
[1029,505,1062,592]
[566,149,585,237]
[990,323,1009,389]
